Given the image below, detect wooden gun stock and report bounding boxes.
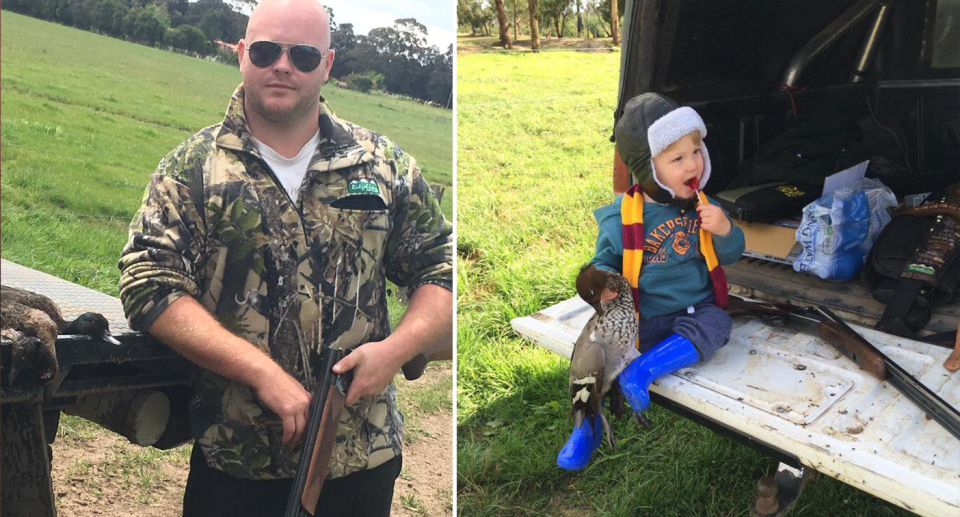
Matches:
[287,352,430,516]
[817,318,888,380]
[285,348,346,517]
[300,381,347,515]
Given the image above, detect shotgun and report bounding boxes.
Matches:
[725,296,960,441]
[284,351,428,517]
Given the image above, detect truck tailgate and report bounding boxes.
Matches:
[511,296,960,517]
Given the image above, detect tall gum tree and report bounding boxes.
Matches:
[527,0,540,51]
[494,0,512,49]
[611,0,619,45]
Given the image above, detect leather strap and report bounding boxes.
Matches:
[876,278,924,338]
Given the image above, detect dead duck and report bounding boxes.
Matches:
[1,285,121,382]
[1,285,121,343]
[1,298,61,382]
[1,327,46,384]
[558,265,642,470]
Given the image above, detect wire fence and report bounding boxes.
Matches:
[370,96,453,124]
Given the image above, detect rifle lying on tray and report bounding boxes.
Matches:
[284,349,428,517]
[725,296,960,441]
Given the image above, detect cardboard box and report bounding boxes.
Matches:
[734,220,800,265]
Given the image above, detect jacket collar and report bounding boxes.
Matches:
[216,85,371,172]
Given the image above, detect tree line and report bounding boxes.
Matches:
[457,0,623,50]
[328,13,452,107]
[3,0,244,57]
[2,0,452,107]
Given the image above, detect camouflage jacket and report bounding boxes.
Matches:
[118,86,452,480]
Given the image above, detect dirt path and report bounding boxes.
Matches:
[50,364,453,516]
[391,362,454,517]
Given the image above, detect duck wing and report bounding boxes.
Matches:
[569,316,605,425]
[1,285,66,329]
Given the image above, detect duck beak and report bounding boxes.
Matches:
[102,332,122,346]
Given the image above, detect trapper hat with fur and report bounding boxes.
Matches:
[614,93,712,206]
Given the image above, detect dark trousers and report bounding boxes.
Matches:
[639,296,733,361]
[182,444,402,517]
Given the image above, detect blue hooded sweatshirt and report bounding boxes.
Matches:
[590,195,745,318]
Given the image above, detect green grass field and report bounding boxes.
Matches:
[455,51,912,517]
[1,11,452,298]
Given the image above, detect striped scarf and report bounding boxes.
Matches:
[621,185,729,334]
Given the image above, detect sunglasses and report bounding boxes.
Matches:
[247,41,325,73]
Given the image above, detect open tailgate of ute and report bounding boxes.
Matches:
[511,296,960,517]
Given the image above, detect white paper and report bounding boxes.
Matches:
[822,159,869,196]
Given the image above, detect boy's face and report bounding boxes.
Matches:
[652,132,703,200]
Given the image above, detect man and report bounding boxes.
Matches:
[117,0,452,515]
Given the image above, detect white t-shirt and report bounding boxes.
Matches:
[250,130,321,203]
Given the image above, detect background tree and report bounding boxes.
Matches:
[540,0,571,38]
[330,22,358,77]
[68,0,95,31]
[481,3,496,36]
[610,0,618,45]
[231,0,259,10]
[527,0,540,50]
[364,19,433,98]
[596,0,624,39]
[493,0,512,49]
[164,25,190,49]
[576,0,582,37]
[457,0,484,36]
[164,24,212,54]
[426,45,454,107]
[132,7,166,44]
[92,0,126,36]
[508,0,520,41]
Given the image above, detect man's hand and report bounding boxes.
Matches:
[697,203,732,236]
[148,296,312,446]
[333,340,405,407]
[253,367,312,446]
[331,283,452,407]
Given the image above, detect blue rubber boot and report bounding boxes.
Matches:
[557,413,603,470]
[618,333,700,413]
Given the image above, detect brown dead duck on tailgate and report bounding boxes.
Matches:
[1,285,121,382]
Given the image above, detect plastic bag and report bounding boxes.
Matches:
[857,178,898,255]
[793,179,897,280]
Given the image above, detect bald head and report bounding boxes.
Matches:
[246,0,331,51]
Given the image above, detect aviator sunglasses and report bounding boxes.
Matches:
[247,41,325,73]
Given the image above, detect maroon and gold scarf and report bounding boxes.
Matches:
[621,185,729,346]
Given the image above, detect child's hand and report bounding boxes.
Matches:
[696,203,732,236]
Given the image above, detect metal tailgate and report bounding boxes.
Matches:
[511,296,960,517]
[1,259,131,333]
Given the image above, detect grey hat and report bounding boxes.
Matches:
[614,93,712,205]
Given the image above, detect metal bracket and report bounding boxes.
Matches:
[750,462,816,517]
